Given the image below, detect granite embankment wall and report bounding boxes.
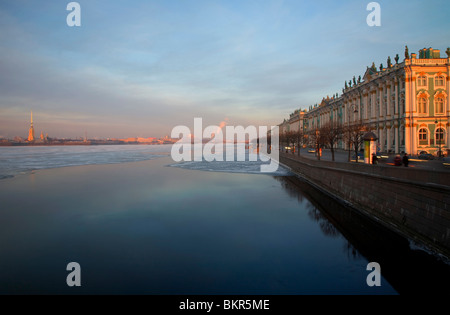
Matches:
[280,153,450,259]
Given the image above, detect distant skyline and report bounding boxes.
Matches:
[1,0,449,138]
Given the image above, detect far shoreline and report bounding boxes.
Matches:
[0,142,173,147]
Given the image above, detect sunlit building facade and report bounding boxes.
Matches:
[278,110,305,133]
[297,46,450,156]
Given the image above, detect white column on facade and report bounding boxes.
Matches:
[365,93,369,120]
[373,97,376,121]
[358,97,361,121]
[379,86,383,118]
[386,126,392,153]
[404,73,410,116]
[394,80,399,116]
[447,127,450,151]
[395,125,399,153]
[375,91,378,119]
[372,88,378,119]
[344,102,347,124]
[379,127,384,152]
[411,79,416,115]
[405,124,411,154]
[371,92,374,119]
[384,127,388,152]
[374,90,378,119]
[412,125,417,155]
[352,99,356,122]
[386,83,391,117]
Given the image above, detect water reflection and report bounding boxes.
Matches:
[0,154,448,295]
[274,175,450,295]
[274,175,361,261]
[307,207,341,239]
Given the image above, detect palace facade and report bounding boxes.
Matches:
[281,46,450,156]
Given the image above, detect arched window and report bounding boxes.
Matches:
[436,128,445,143]
[435,75,445,87]
[418,97,427,114]
[418,128,428,145]
[418,76,427,87]
[435,97,445,114]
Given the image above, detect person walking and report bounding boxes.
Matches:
[372,153,378,165]
[402,153,409,167]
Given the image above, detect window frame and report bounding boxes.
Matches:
[435,97,445,115]
[436,128,445,143]
[418,128,429,146]
[417,75,428,88]
[435,75,445,88]
[417,97,428,114]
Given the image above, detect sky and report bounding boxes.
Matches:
[0,0,449,139]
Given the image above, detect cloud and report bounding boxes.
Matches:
[1,0,449,138]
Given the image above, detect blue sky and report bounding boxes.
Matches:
[1,0,449,138]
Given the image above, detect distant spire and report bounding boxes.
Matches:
[28,110,35,142]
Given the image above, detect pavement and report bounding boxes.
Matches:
[281,147,450,172]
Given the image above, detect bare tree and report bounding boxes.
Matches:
[294,129,304,156]
[286,131,297,154]
[309,129,326,160]
[320,121,343,161]
[280,130,294,153]
[344,121,367,163]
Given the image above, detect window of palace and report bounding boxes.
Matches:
[435,75,445,88]
[436,128,445,143]
[435,97,445,115]
[417,76,427,88]
[418,128,428,145]
[418,97,428,114]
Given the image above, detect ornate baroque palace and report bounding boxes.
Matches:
[280,46,450,156]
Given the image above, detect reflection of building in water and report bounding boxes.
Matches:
[274,175,450,294]
[27,111,35,142]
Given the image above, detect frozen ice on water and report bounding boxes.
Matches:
[0,144,288,179]
[169,144,289,176]
[169,159,290,176]
[0,145,171,179]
